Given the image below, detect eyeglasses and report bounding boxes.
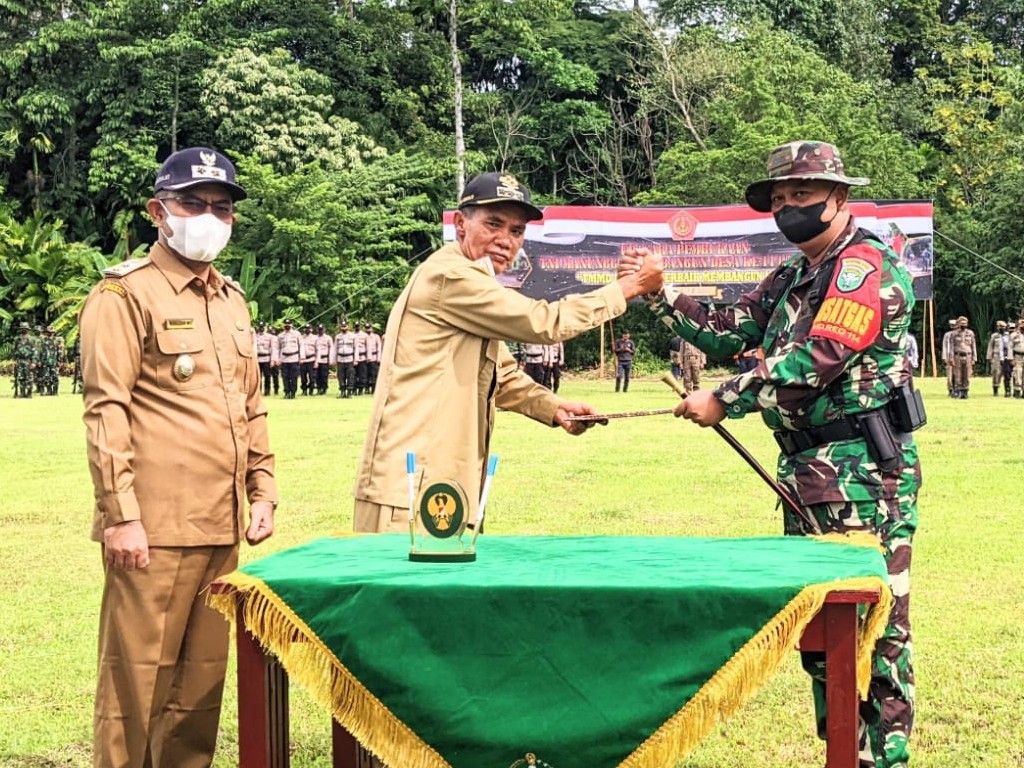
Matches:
[159,194,235,221]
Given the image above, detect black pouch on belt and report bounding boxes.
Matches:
[857,409,900,472]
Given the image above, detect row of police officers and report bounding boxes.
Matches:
[252,318,382,399]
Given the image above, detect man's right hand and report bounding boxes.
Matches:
[616,247,664,299]
[103,520,150,570]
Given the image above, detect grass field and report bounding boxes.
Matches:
[1,372,1022,767]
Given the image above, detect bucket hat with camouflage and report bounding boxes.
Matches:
[745,141,871,213]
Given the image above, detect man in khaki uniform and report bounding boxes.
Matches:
[1010,319,1024,398]
[941,317,957,397]
[679,338,706,393]
[353,172,663,535]
[80,147,277,768]
[950,315,977,398]
[986,320,1010,397]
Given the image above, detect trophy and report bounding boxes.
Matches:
[406,452,498,563]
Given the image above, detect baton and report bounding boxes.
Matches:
[660,373,822,535]
[566,409,675,422]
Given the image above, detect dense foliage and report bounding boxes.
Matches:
[3,0,1024,348]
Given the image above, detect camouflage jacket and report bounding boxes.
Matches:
[649,217,921,505]
[13,336,37,363]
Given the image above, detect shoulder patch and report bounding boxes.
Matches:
[103,257,151,278]
[809,244,883,351]
[101,282,127,298]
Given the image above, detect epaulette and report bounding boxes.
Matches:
[223,276,246,297]
[103,257,151,278]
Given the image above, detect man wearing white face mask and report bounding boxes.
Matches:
[80,147,278,768]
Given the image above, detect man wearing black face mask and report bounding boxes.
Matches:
[627,141,920,768]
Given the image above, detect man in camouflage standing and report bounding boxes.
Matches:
[950,315,976,399]
[627,141,921,768]
[41,326,64,395]
[13,322,37,398]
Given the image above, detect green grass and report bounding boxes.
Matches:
[1,374,1022,767]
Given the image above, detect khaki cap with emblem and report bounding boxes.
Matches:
[154,146,247,201]
[745,141,871,213]
[459,172,544,221]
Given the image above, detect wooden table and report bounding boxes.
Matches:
[211,583,879,768]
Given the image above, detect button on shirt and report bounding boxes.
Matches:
[80,243,277,546]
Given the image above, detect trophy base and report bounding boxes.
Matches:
[409,550,477,563]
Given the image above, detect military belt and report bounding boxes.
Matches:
[773,408,893,456]
[955,352,969,356]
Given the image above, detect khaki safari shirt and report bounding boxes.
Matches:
[81,243,277,546]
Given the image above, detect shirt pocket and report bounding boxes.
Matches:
[155,330,208,392]
[233,330,254,391]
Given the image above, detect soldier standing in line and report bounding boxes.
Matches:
[1010,319,1024,398]
[268,325,281,395]
[299,323,317,396]
[33,325,47,394]
[543,341,565,392]
[13,322,37,398]
[941,317,957,397]
[364,321,381,394]
[71,333,83,395]
[523,342,545,384]
[353,320,369,395]
[331,319,356,398]
[42,326,63,395]
[254,322,274,396]
[986,320,1010,397]
[313,323,333,395]
[277,319,302,399]
[950,315,977,399]
[613,330,636,392]
[680,338,706,393]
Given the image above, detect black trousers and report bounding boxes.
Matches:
[281,362,299,397]
[315,363,330,394]
[258,360,272,396]
[337,363,355,396]
[300,362,314,394]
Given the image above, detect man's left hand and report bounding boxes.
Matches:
[246,501,275,545]
[554,401,607,435]
[674,389,727,427]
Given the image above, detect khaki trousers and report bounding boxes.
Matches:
[94,545,238,768]
[353,499,410,534]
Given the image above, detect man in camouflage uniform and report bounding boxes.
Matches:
[950,315,976,399]
[1010,319,1024,398]
[628,141,920,768]
[71,334,83,395]
[13,322,37,398]
[41,326,64,395]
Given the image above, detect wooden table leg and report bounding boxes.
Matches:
[236,603,290,768]
[822,600,859,768]
[332,719,361,768]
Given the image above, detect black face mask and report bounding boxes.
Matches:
[773,185,839,244]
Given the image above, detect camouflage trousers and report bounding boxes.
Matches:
[785,494,916,768]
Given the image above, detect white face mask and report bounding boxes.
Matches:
[161,206,232,263]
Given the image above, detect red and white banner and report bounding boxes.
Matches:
[443,201,933,302]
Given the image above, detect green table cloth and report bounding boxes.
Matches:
[211,534,891,768]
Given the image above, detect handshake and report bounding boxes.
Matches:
[615,247,663,301]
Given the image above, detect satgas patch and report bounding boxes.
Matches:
[834,256,876,293]
[810,246,883,351]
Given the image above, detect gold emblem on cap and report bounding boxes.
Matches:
[498,174,520,190]
[200,151,217,166]
[173,354,196,382]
